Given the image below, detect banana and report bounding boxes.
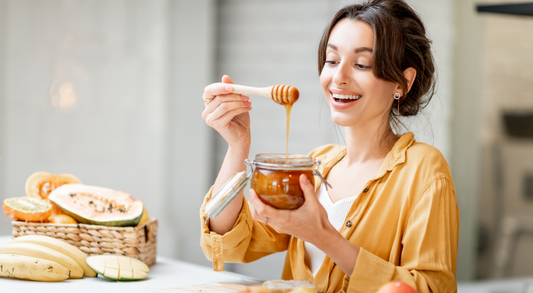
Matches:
[0,254,69,281]
[9,235,96,277]
[0,242,84,278]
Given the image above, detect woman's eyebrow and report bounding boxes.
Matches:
[326,44,373,54]
[355,47,373,53]
[327,43,338,51]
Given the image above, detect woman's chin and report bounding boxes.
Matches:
[330,114,357,127]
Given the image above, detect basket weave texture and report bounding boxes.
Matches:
[11,218,157,266]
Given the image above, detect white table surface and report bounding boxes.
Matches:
[3,234,532,293]
[457,277,533,293]
[0,235,259,293]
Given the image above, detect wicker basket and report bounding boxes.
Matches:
[11,218,157,266]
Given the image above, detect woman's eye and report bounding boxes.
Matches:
[324,60,337,65]
[356,64,371,70]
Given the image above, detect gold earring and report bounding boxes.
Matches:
[394,93,401,128]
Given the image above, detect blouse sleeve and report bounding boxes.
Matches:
[347,177,459,293]
[199,187,291,271]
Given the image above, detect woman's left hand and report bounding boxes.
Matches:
[248,174,334,243]
[250,174,360,275]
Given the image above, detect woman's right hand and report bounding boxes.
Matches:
[202,75,252,234]
[202,75,252,149]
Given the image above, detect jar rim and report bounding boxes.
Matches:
[253,153,314,169]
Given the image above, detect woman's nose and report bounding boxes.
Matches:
[332,62,350,86]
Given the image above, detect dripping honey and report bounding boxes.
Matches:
[285,104,291,157]
[248,91,304,210]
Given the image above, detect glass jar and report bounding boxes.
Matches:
[204,153,330,221]
[248,154,316,210]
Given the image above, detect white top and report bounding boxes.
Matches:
[303,183,357,277]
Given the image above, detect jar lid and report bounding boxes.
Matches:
[205,171,251,223]
[253,153,314,170]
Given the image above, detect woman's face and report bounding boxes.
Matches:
[320,19,399,128]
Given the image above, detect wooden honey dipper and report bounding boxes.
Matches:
[229,84,299,105]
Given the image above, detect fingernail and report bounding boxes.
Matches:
[225,86,233,92]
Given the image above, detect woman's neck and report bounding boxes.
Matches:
[342,122,398,166]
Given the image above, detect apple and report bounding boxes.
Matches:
[377,281,418,293]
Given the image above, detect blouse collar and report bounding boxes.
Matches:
[318,132,415,184]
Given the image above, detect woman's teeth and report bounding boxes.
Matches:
[333,93,362,101]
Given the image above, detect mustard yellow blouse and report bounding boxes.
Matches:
[200,133,459,293]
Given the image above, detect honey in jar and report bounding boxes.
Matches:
[249,154,316,210]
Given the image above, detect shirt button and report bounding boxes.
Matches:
[363,188,369,193]
[346,220,352,227]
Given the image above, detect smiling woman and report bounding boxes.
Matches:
[199,1,458,293]
[318,0,436,127]
[320,19,407,129]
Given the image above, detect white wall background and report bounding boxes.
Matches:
[0,0,168,234]
[0,0,216,268]
[451,0,484,281]
[0,0,484,283]
[476,0,533,279]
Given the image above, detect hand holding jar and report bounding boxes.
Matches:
[248,174,334,244]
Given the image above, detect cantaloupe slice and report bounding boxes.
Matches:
[86,254,149,281]
[25,172,82,200]
[25,171,82,215]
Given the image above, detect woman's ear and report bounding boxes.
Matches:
[394,67,417,96]
[403,67,417,94]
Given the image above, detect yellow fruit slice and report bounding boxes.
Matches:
[120,267,133,280]
[105,268,119,279]
[288,287,318,293]
[137,205,150,226]
[3,197,52,222]
[86,254,149,281]
[133,267,148,280]
[105,255,119,269]
[48,214,78,224]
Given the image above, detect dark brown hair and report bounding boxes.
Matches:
[318,0,436,121]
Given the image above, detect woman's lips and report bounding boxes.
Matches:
[332,93,362,100]
[330,90,362,109]
[330,88,361,95]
